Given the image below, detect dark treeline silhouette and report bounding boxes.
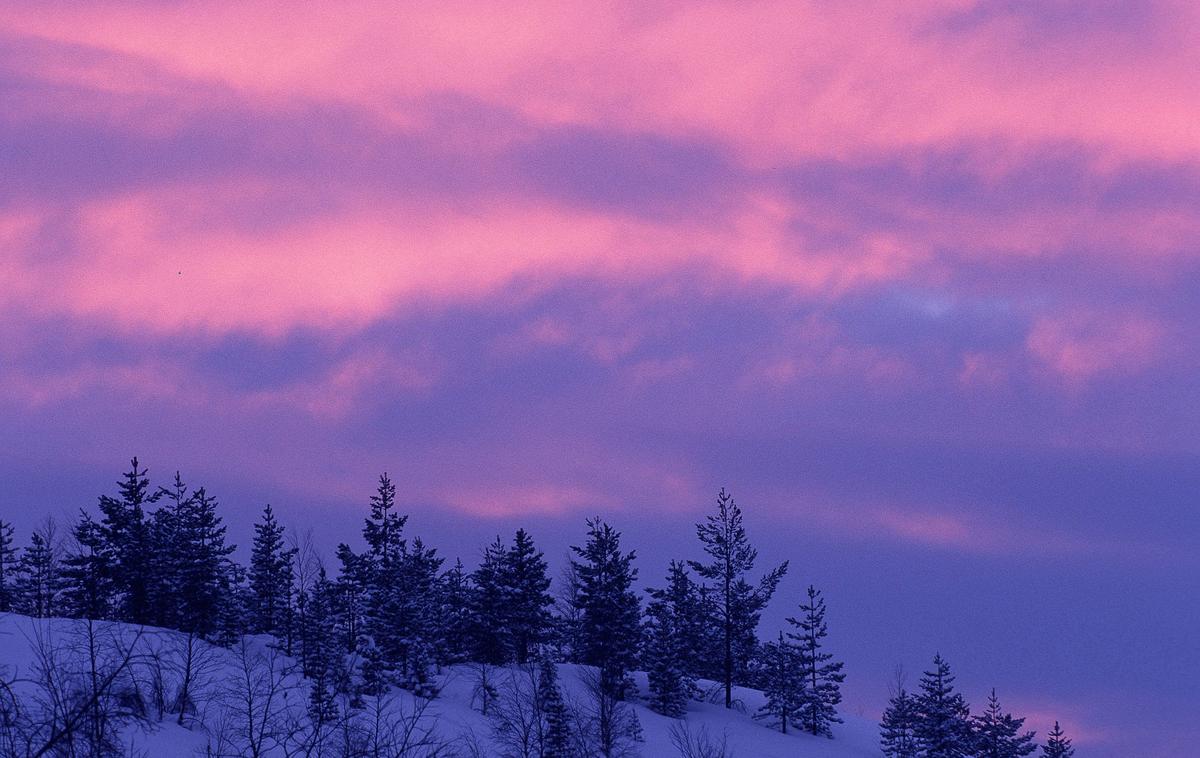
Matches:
[0,459,1077,757]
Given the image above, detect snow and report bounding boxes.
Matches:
[0,614,881,757]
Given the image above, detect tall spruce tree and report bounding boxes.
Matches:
[689,488,787,709]
[248,504,296,637]
[571,518,641,701]
[363,472,406,567]
[974,689,1037,758]
[880,687,920,758]
[915,654,974,758]
[644,561,702,717]
[97,457,159,624]
[438,559,474,665]
[148,476,183,628]
[361,474,448,689]
[644,593,693,717]
[166,480,236,637]
[754,632,803,734]
[396,537,443,693]
[0,519,16,612]
[645,561,707,686]
[471,536,513,665]
[15,527,63,618]
[333,543,369,653]
[62,511,115,620]
[502,529,553,664]
[788,585,845,737]
[303,567,342,728]
[1041,721,1074,758]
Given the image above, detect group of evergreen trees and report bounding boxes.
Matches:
[753,585,846,737]
[0,460,1078,755]
[880,655,1074,757]
[0,461,237,641]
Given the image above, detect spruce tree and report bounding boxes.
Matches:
[15,528,63,618]
[396,537,442,693]
[974,689,1037,757]
[0,519,16,612]
[360,474,447,690]
[97,457,159,624]
[147,478,182,628]
[788,584,845,737]
[334,543,369,653]
[571,518,640,701]
[1041,721,1074,758]
[62,511,115,620]
[502,529,553,664]
[248,504,296,636]
[471,536,513,665]
[645,560,707,686]
[880,688,920,758]
[689,488,787,709]
[170,482,236,637]
[215,560,248,645]
[644,561,703,718]
[438,559,473,665]
[363,472,406,567]
[537,657,572,758]
[754,632,802,734]
[915,654,974,758]
[360,641,388,698]
[644,595,692,717]
[304,568,341,728]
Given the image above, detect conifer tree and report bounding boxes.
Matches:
[502,528,553,664]
[438,559,474,665]
[974,689,1037,758]
[754,632,803,734]
[571,518,640,701]
[363,473,406,567]
[1041,721,1074,758]
[15,526,64,618]
[360,474,446,689]
[788,584,845,737]
[215,560,248,645]
[170,482,236,637]
[645,560,707,686]
[689,488,787,708]
[248,504,296,637]
[644,561,702,718]
[147,477,182,627]
[0,519,16,612]
[644,596,692,717]
[360,641,389,699]
[334,543,369,653]
[915,654,974,758]
[304,568,341,728]
[471,536,513,665]
[396,537,443,693]
[62,510,115,620]
[880,687,920,758]
[97,457,159,624]
[537,657,572,758]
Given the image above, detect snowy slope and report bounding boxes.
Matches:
[0,614,880,757]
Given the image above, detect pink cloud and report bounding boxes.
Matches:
[1026,310,1164,387]
[4,1,1199,164]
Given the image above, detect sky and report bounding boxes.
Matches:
[1,1,1198,754]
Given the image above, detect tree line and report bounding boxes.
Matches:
[0,458,1076,757]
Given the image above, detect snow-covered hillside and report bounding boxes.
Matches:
[0,614,881,757]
